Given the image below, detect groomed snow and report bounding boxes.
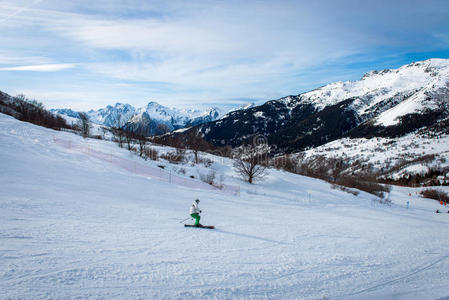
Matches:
[1,113,449,299]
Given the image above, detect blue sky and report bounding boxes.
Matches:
[1,0,449,110]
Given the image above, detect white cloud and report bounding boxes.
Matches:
[0,0,43,24]
[32,2,367,96]
[0,0,448,109]
[0,51,50,65]
[0,63,77,72]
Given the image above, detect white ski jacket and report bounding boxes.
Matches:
[190,202,201,214]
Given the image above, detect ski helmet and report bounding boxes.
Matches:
[195,199,200,203]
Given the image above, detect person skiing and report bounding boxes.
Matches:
[190,199,202,226]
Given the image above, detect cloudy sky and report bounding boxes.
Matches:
[1,0,449,110]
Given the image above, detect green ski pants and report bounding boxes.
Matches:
[190,213,200,225]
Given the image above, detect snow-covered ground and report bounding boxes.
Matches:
[1,113,449,299]
[304,133,449,180]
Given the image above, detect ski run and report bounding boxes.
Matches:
[1,113,449,299]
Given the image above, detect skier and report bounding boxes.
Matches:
[190,199,202,227]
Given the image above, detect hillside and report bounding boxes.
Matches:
[1,113,449,299]
[302,132,449,185]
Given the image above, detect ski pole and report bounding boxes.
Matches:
[179,217,191,223]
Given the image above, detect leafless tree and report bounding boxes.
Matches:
[112,114,125,147]
[78,112,90,138]
[160,148,186,164]
[135,128,148,157]
[185,129,211,164]
[124,130,134,151]
[15,94,42,122]
[233,144,269,184]
[14,94,31,117]
[144,147,159,160]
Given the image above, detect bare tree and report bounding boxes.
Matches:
[124,130,134,151]
[185,129,211,164]
[111,114,125,147]
[14,94,35,121]
[135,128,147,157]
[233,144,269,184]
[78,112,90,138]
[14,94,30,113]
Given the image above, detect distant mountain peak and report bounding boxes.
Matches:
[146,101,162,107]
[53,100,223,135]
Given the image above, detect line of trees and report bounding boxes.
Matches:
[1,94,70,130]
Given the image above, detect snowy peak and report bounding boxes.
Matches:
[49,108,80,119]
[53,101,222,135]
[224,102,256,116]
[87,102,136,127]
[284,58,449,127]
[301,58,449,112]
[134,102,221,128]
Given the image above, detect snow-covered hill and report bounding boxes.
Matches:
[290,59,449,182]
[2,112,449,299]
[303,132,449,183]
[52,101,222,135]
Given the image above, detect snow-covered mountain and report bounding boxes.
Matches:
[297,58,449,127]
[176,59,449,151]
[48,108,80,119]
[52,101,222,135]
[86,103,136,127]
[224,102,256,116]
[127,101,221,134]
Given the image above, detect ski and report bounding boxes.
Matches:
[184,224,215,229]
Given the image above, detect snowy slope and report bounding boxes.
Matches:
[1,113,449,299]
[222,102,256,117]
[298,59,449,125]
[304,132,449,180]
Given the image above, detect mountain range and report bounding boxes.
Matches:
[51,102,222,135]
[172,59,449,153]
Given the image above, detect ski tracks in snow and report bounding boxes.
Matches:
[338,253,449,299]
